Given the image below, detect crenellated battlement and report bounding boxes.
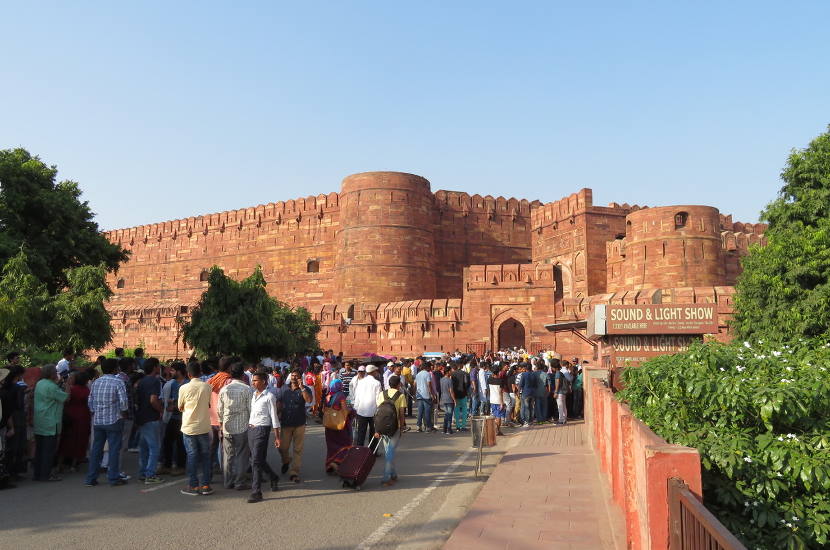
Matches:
[719,213,767,235]
[530,188,593,229]
[605,202,647,212]
[464,263,555,288]
[105,191,341,245]
[434,190,538,216]
[721,231,767,253]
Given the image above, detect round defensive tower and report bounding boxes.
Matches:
[334,171,437,305]
[622,205,726,288]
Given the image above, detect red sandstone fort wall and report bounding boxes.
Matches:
[100,172,766,359]
[433,191,540,297]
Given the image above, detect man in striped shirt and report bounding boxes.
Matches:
[218,363,253,490]
[85,359,129,486]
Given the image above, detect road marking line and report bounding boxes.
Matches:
[355,447,474,550]
[140,478,187,493]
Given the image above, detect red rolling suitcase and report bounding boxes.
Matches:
[339,436,381,490]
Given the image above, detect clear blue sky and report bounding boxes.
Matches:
[2,1,828,230]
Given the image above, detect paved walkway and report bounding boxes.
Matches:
[443,420,624,550]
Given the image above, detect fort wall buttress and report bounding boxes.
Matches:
[335,172,437,305]
[606,206,726,292]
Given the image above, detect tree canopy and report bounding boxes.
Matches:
[732,126,830,343]
[0,250,113,352]
[181,266,320,361]
[0,148,128,293]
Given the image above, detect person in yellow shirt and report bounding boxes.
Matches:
[177,362,213,496]
[373,375,406,487]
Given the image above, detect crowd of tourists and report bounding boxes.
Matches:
[0,346,585,503]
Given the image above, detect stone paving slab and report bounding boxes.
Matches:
[443,421,624,550]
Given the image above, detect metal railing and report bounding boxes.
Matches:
[668,478,747,550]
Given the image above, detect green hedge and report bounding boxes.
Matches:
[619,340,830,550]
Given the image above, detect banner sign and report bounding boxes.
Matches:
[600,304,718,335]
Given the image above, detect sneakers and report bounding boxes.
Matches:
[522,423,531,428]
[119,473,131,481]
[199,485,214,495]
[180,486,200,496]
[144,476,165,485]
[110,479,128,487]
[84,480,98,487]
[247,492,263,503]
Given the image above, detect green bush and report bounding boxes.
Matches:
[619,340,830,550]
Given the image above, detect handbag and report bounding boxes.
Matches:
[323,406,348,430]
[323,392,348,430]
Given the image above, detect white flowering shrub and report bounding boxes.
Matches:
[619,340,830,550]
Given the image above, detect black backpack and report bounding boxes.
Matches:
[374,390,400,437]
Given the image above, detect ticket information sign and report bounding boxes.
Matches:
[602,304,718,335]
[607,334,700,367]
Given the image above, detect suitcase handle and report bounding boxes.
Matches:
[370,435,382,453]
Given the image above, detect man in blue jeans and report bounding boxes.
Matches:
[178,362,214,496]
[519,363,537,427]
[135,358,165,484]
[415,363,436,432]
[374,375,406,486]
[85,359,129,486]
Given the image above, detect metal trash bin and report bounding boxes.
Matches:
[471,415,497,448]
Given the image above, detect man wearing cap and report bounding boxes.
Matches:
[349,365,366,405]
[352,364,381,446]
[383,362,395,389]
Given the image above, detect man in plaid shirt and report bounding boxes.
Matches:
[85,359,129,486]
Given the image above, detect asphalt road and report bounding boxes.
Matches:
[1,418,513,550]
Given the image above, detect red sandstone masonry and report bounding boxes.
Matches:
[585,369,702,550]
[101,175,764,359]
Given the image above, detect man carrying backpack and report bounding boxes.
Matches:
[373,375,406,487]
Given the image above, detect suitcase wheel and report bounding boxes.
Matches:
[354,484,362,491]
[342,481,348,488]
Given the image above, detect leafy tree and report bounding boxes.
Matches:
[51,263,114,351]
[0,249,115,352]
[0,148,128,293]
[182,266,320,361]
[733,127,830,343]
[0,250,50,348]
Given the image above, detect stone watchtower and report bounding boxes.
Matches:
[334,171,438,306]
[607,205,726,291]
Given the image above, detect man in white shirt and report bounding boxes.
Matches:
[247,371,281,503]
[56,348,74,379]
[349,366,366,405]
[353,365,381,446]
[383,362,395,389]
